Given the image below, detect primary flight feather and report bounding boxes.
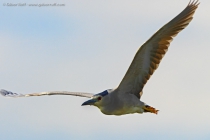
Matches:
[1,1,199,115]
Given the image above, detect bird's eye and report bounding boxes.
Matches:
[98,97,102,100]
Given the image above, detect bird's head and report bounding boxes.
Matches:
[81,90,109,106]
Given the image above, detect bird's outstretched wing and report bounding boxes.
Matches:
[0,89,93,98]
[117,1,199,98]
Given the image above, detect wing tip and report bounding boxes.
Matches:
[188,0,200,7]
[0,89,8,96]
[0,89,21,97]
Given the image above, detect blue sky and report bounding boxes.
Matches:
[0,0,210,140]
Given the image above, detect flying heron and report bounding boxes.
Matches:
[0,1,199,115]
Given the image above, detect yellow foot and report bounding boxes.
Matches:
[143,105,159,114]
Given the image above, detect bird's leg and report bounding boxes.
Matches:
[143,105,159,114]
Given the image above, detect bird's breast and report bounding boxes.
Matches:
[97,93,144,115]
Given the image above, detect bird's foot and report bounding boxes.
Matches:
[143,105,159,114]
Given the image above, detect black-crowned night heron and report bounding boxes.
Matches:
[0,1,199,115]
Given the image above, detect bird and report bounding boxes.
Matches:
[0,1,199,116]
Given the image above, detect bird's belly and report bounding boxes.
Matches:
[97,93,144,115]
[115,106,142,115]
[100,105,143,116]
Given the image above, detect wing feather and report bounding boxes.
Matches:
[117,1,199,98]
[0,89,93,98]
